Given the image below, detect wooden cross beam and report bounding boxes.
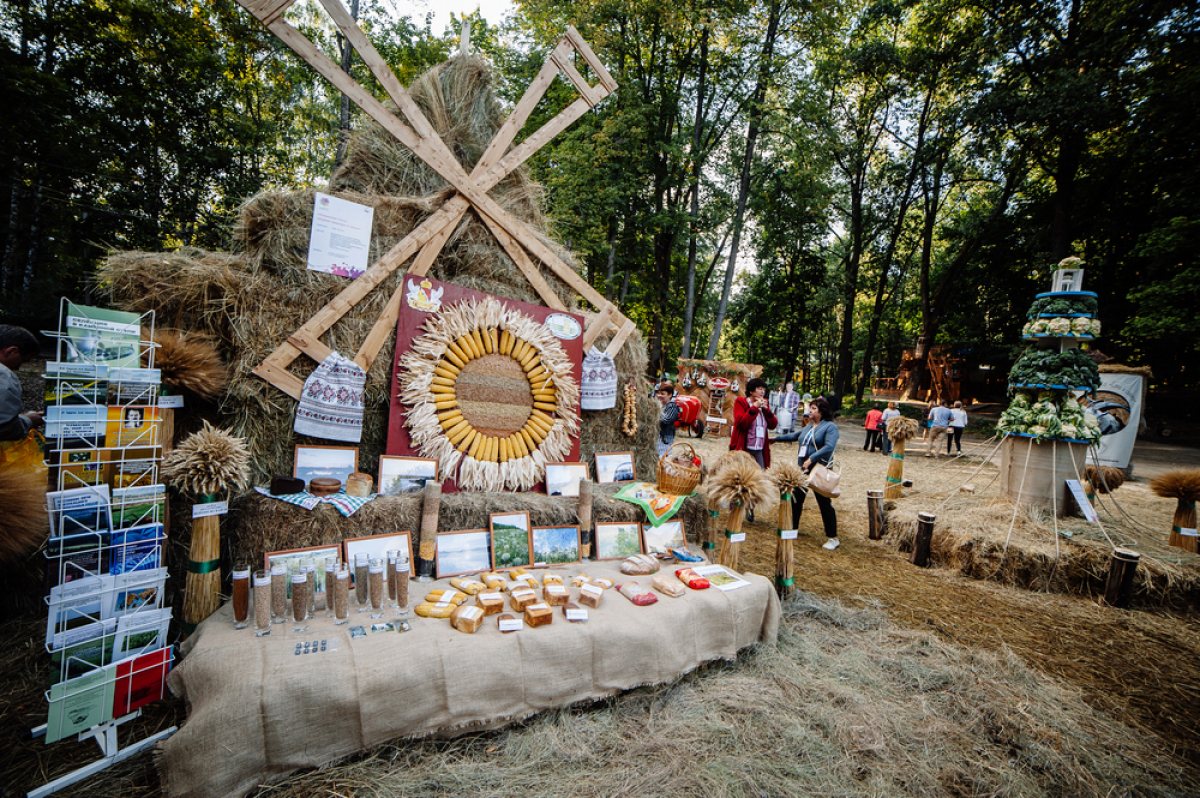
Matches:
[237,0,631,400]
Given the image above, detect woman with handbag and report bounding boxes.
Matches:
[775,398,841,550]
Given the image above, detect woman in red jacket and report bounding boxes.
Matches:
[729,377,777,468]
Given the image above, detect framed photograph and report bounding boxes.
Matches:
[595,452,636,484]
[530,526,581,566]
[594,521,643,560]
[293,445,359,486]
[489,511,531,570]
[544,462,590,497]
[435,529,493,578]
[377,455,439,496]
[264,544,342,597]
[343,532,414,585]
[641,520,687,556]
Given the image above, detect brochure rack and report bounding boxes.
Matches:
[31,300,177,798]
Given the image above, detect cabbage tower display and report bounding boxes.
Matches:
[996,258,1102,515]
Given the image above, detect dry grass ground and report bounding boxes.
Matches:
[3,423,1198,797]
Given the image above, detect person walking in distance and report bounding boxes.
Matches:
[925,399,952,457]
[878,401,901,456]
[863,403,883,452]
[775,398,841,550]
[947,400,968,455]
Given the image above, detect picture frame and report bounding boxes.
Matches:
[489,511,532,570]
[594,451,636,484]
[343,532,414,585]
[529,526,581,566]
[293,445,359,486]
[544,462,590,497]
[264,544,342,598]
[641,520,687,556]
[435,529,493,578]
[594,521,643,560]
[377,455,439,496]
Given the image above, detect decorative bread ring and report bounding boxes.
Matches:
[398,297,580,491]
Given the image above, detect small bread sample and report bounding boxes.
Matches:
[449,577,485,595]
[578,582,604,608]
[451,604,485,633]
[652,573,685,597]
[524,602,553,628]
[570,574,591,588]
[542,574,564,586]
[543,583,569,606]
[308,477,341,496]
[415,601,455,619]
[510,588,539,612]
[592,577,615,590]
[269,476,305,496]
[617,582,658,606]
[480,573,506,590]
[620,554,660,575]
[562,602,588,622]
[497,613,523,633]
[675,568,711,590]
[424,589,467,606]
[520,574,539,590]
[476,591,505,615]
[508,568,531,582]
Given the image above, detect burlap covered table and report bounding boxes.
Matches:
[159,561,780,798]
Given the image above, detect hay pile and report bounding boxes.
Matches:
[237,592,1187,798]
[97,54,659,492]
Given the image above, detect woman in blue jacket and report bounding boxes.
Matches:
[774,398,841,550]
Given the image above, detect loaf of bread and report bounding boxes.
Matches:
[497,612,523,633]
[524,602,553,628]
[570,574,591,588]
[425,589,467,606]
[562,602,588,622]
[269,476,305,495]
[592,577,615,590]
[476,591,504,615]
[542,574,564,586]
[508,568,532,582]
[617,582,658,606]
[480,573,506,590]
[509,588,538,612]
[578,582,604,608]
[543,583,569,606]
[620,554,660,575]
[675,568,711,590]
[415,601,455,619]
[451,604,485,633]
[652,573,685,597]
[449,577,485,595]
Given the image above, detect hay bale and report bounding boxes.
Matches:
[230,486,708,565]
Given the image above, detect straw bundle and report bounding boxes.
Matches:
[146,328,228,400]
[578,478,593,559]
[416,480,442,580]
[1150,469,1200,553]
[0,466,47,567]
[885,417,920,499]
[1085,464,1126,494]
[766,462,806,596]
[706,451,772,571]
[162,422,251,632]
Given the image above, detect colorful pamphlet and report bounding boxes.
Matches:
[44,362,108,405]
[62,302,141,369]
[45,665,117,743]
[47,485,112,538]
[104,406,159,449]
[113,646,172,716]
[109,524,163,575]
[111,485,165,529]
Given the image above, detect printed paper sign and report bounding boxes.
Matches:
[1065,480,1099,523]
[192,501,229,519]
[307,192,374,279]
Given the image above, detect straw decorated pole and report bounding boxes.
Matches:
[416,480,442,580]
[1150,469,1200,553]
[578,478,594,561]
[767,462,806,598]
[706,452,772,572]
[161,422,250,635]
[885,417,920,499]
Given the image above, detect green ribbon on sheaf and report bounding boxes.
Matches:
[188,558,221,575]
[724,529,739,539]
[701,541,716,550]
[708,509,720,518]
[776,577,794,588]
[182,621,198,635]
[891,452,905,460]
[886,476,902,484]
[780,492,793,502]
[1185,501,1197,509]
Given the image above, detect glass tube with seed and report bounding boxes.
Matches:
[386,550,399,608]
[395,555,410,617]
[301,558,316,617]
[324,556,339,616]
[270,564,287,623]
[254,570,272,636]
[291,572,309,629]
[354,553,370,612]
[231,564,251,629]
[368,558,384,618]
[333,567,350,624]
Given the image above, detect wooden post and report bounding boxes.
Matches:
[867,490,885,540]
[578,478,593,561]
[911,511,935,567]
[415,480,441,581]
[1103,548,1140,608]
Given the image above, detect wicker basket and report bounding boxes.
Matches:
[657,442,702,495]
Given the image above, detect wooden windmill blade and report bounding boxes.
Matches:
[235,0,633,400]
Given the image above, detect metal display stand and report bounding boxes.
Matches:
[31,300,177,798]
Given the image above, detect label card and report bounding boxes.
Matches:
[192,501,229,519]
[780,529,798,540]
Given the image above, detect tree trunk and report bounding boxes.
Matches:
[681,25,710,359]
[332,0,360,175]
[706,0,781,360]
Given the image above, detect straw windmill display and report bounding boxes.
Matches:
[233,0,635,401]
